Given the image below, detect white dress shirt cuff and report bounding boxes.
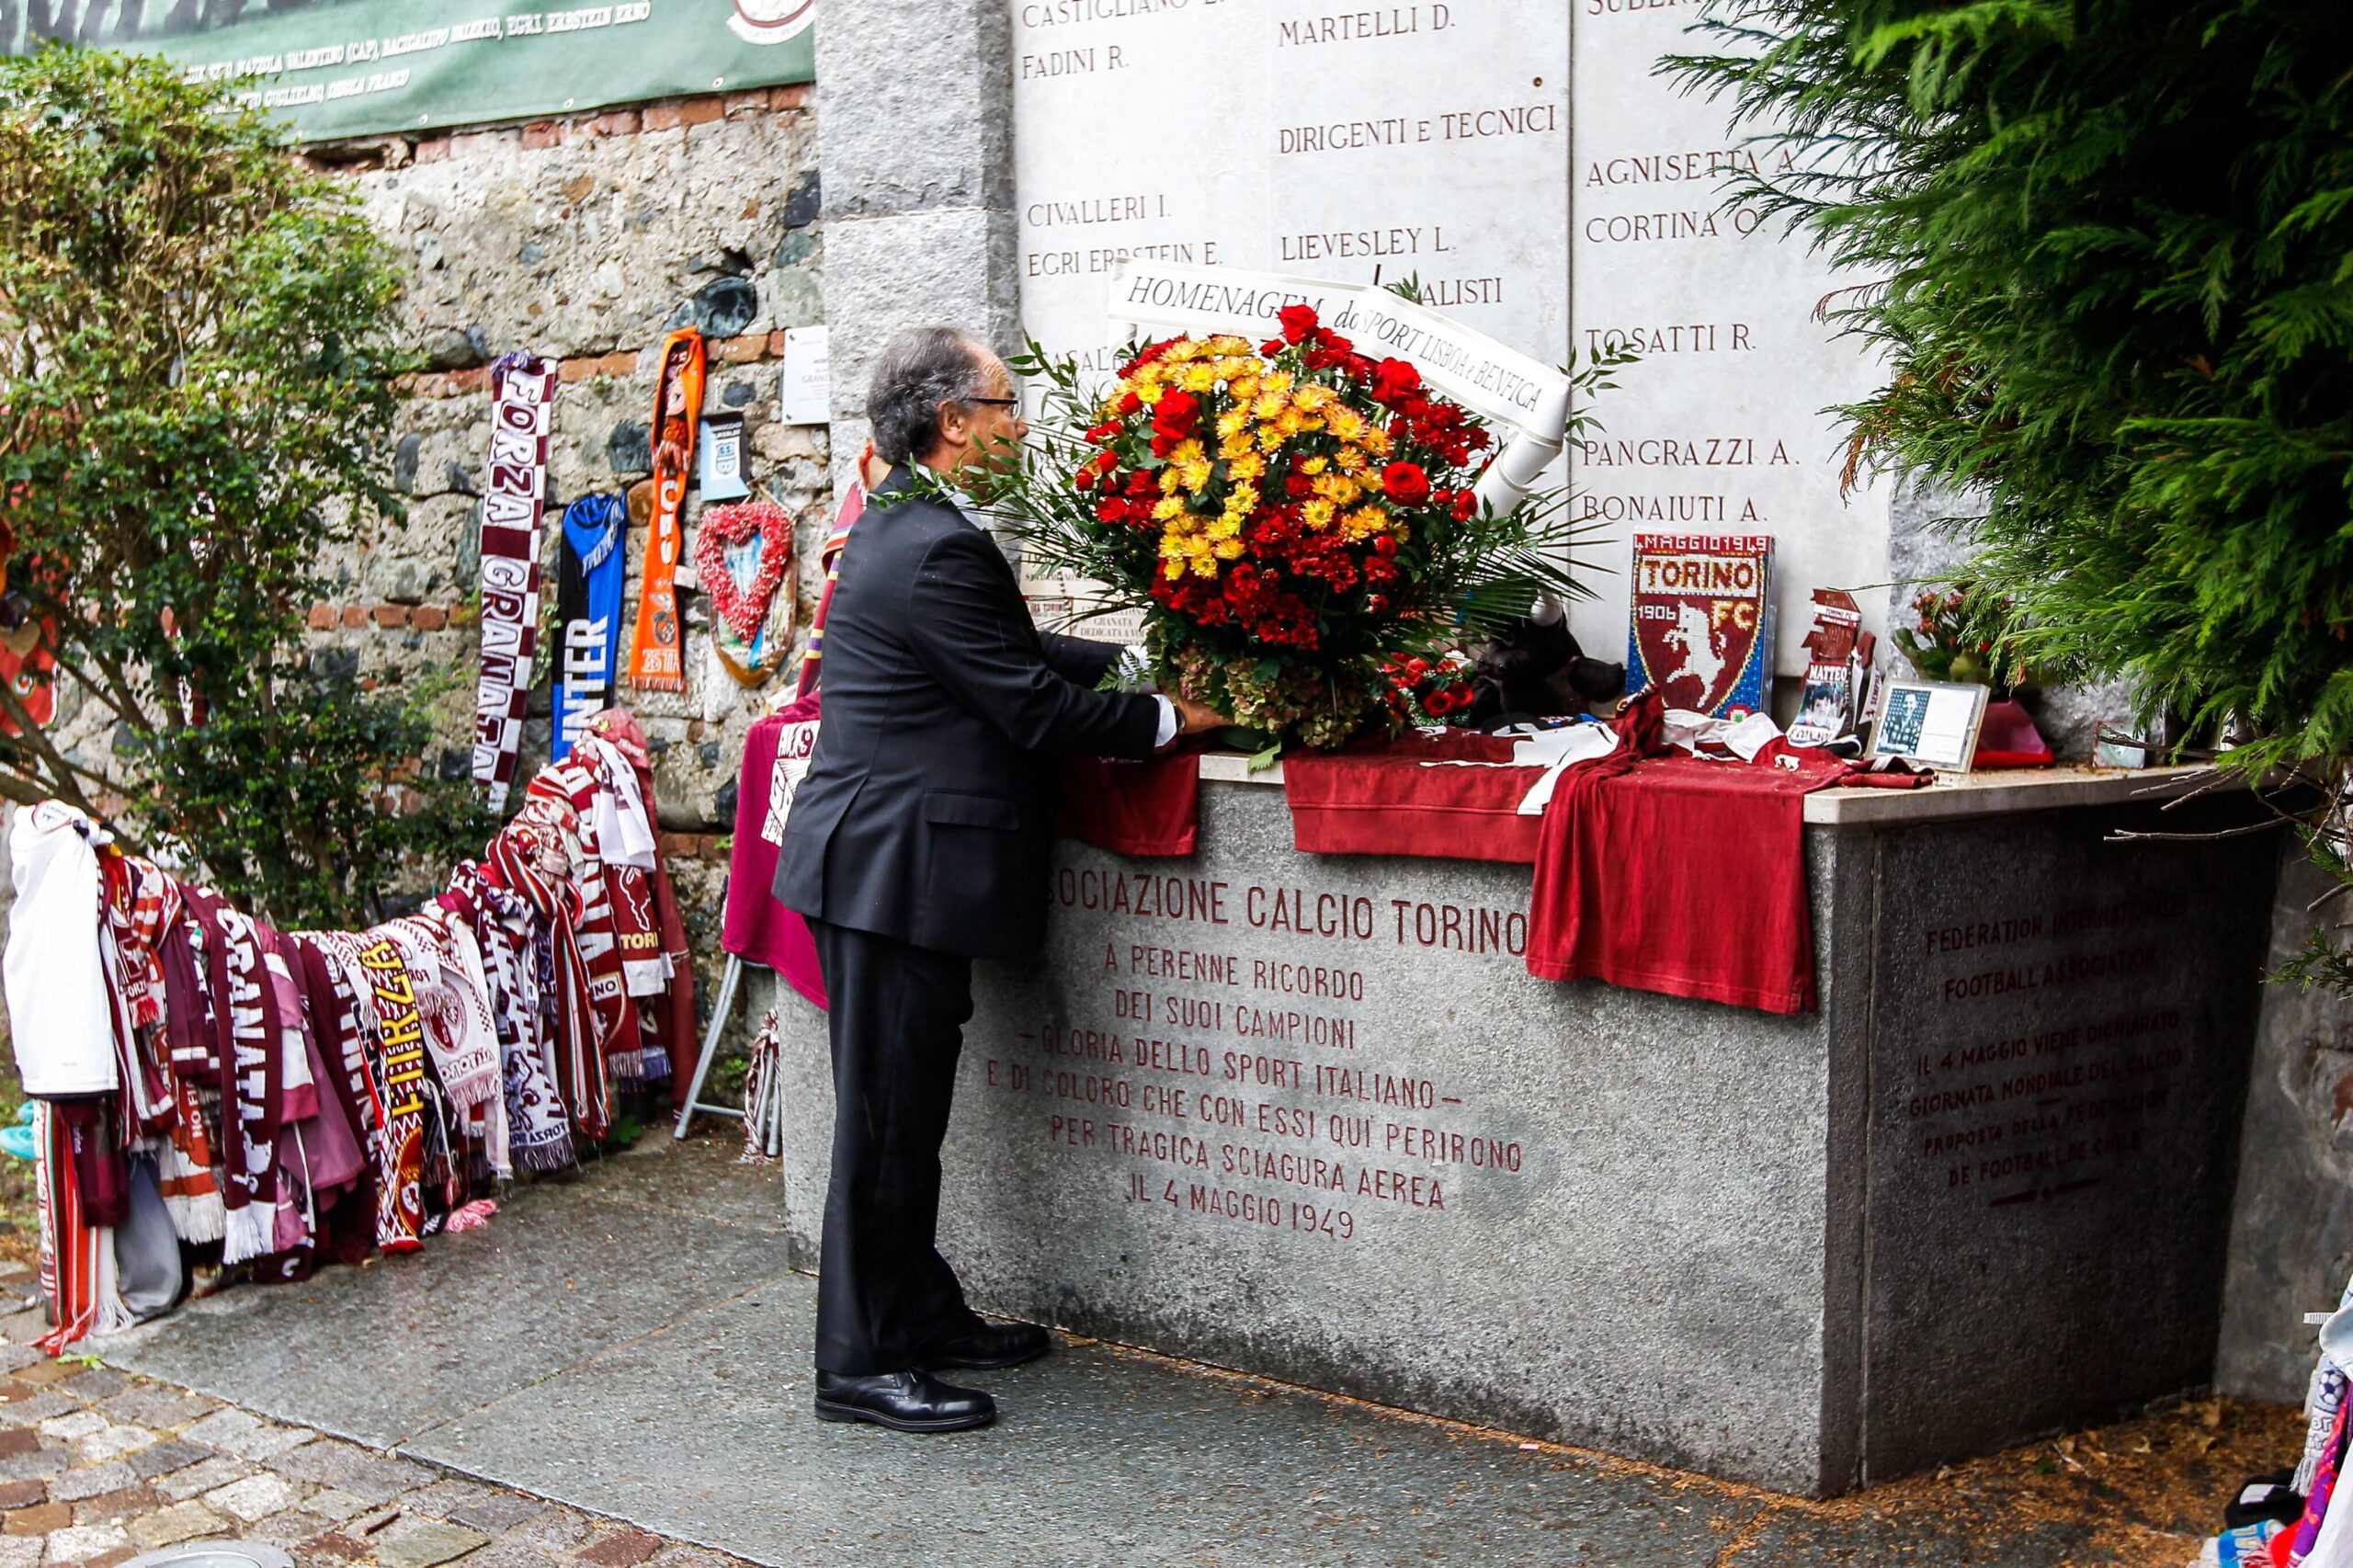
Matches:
[1153,695,1178,749]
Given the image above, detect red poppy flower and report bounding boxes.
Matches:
[1381,461,1432,506]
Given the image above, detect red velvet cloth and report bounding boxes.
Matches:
[1526,751,1850,1015]
[1058,749,1201,857]
[1283,731,1547,863]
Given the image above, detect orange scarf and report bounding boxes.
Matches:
[628,329,706,692]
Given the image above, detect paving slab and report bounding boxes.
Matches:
[411,1270,1765,1568]
[58,1140,2282,1567]
[97,1182,788,1449]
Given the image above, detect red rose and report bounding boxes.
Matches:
[1152,389,1200,441]
[1370,358,1421,405]
[1116,391,1142,415]
[1382,461,1432,505]
[1278,304,1319,345]
[1450,490,1478,521]
[1372,534,1398,557]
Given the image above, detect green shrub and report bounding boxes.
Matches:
[0,47,490,927]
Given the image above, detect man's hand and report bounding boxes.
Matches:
[1172,694,1225,738]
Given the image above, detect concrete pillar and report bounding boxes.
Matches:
[813,0,1018,495]
[2217,844,2353,1402]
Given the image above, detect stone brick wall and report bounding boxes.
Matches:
[305,86,832,1083]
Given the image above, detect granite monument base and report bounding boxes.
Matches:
[762,774,2271,1494]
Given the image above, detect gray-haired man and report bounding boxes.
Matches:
[773,327,1220,1431]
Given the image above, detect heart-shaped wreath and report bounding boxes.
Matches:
[694,500,793,639]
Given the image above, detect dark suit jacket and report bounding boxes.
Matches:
[771,467,1162,960]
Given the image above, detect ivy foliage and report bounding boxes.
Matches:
[0,48,491,927]
[1665,0,2353,781]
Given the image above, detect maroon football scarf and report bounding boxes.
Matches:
[181,890,283,1265]
[486,819,610,1142]
[472,354,560,811]
[525,751,639,1096]
[290,935,380,1248]
[351,933,430,1253]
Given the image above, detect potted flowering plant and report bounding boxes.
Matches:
[1893,582,2032,694]
[956,303,1620,749]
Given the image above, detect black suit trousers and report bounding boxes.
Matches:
[809,917,988,1374]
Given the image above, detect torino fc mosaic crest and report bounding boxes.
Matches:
[1625,533,1776,720]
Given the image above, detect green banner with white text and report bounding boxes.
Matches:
[4,0,813,142]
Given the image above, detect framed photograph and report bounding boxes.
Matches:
[1870,679,1990,772]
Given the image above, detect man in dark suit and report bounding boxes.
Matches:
[773,327,1220,1433]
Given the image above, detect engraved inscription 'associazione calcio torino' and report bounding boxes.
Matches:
[981,871,1532,1245]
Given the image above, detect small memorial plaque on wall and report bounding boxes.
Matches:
[779,326,829,426]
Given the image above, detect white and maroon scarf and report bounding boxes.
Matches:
[485,813,609,1142]
[180,890,283,1266]
[472,354,560,811]
[445,863,572,1173]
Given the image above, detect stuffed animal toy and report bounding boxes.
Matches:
[1465,610,1625,729]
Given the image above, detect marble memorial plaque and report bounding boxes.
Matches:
[1569,2,1895,674]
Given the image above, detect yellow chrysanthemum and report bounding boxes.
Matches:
[1229,452,1266,483]
[1292,382,1339,414]
[1339,505,1391,541]
[1327,406,1370,443]
[1334,445,1369,474]
[1302,498,1337,531]
[1215,409,1248,438]
[1299,455,1328,476]
[1151,495,1185,521]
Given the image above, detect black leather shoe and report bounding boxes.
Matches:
[917,1318,1054,1370]
[813,1369,995,1433]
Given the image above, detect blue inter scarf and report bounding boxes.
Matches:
[553,494,627,762]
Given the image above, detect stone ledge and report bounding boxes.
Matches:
[1195,752,2233,827]
[398,334,787,401]
[311,603,472,632]
[1801,763,2230,825]
[307,85,813,169]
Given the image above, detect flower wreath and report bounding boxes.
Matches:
[693,500,793,638]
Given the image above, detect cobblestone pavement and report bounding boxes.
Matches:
[0,1274,741,1568]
